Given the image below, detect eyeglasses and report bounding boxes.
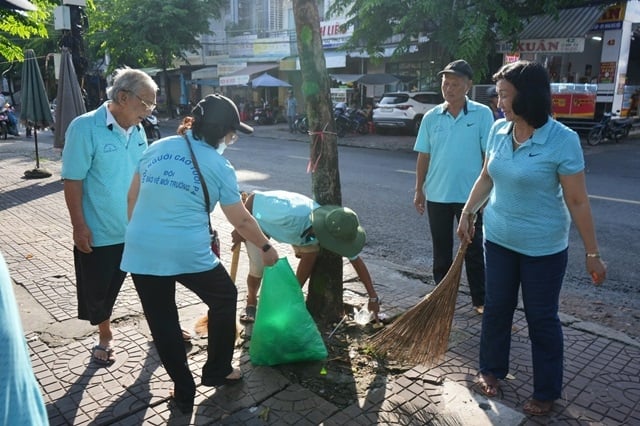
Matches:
[125,90,156,111]
[135,94,156,111]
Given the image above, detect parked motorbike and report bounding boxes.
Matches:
[253,105,276,125]
[141,112,161,143]
[294,113,309,134]
[586,112,633,146]
[0,104,20,139]
[334,103,368,137]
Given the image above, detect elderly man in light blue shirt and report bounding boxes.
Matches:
[61,68,157,366]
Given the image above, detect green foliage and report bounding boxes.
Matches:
[0,0,53,63]
[328,0,605,81]
[85,0,224,72]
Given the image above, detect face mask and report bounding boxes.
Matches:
[216,142,227,155]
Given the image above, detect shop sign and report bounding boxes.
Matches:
[552,93,596,119]
[591,3,625,31]
[219,75,250,86]
[497,38,585,54]
[599,62,616,83]
[321,18,353,48]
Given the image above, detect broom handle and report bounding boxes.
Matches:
[230,243,241,283]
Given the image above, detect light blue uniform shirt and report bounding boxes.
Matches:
[483,119,584,256]
[121,131,241,275]
[414,98,494,203]
[0,252,49,425]
[61,102,147,246]
[252,191,320,246]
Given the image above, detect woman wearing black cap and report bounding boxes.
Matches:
[121,94,279,414]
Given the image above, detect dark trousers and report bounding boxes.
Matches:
[480,240,567,401]
[426,201,485,306]
[74,244,127,325]
[132,264,238,403]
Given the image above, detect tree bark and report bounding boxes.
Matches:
[293,0,343,326]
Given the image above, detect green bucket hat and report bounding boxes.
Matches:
[311,205,366,258]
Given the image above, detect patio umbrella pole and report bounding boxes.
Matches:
[34,127,40,169]
[24,125,51,178]
[21,48,53,179]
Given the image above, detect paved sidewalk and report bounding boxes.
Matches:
[0,127,638,425]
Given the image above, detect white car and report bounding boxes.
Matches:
[373,91,442,135]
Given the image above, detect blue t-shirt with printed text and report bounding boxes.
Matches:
[414,98,494,203]
[121,131,241,275]
[483,119,584,256]
[61,102,147,246]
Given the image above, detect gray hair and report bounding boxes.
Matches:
[106,67,158,102]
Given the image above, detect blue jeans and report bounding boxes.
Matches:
[426,201,485,306]
[480,240,567,401]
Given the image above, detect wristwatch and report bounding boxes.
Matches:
[369,297,379,303]
[262,243,272,252]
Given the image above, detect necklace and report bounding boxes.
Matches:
[512,124,532,146]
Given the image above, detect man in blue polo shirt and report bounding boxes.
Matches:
[61,68,158,365]
[413,59,494,314]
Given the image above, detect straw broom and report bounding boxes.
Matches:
[369,240,469,366]
[194,243,241,336]
[195,192,248,336]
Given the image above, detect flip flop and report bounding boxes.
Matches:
[239,305,256,323]
[92,344,115,365]
[477,373,500,397]
[523,399,553,416]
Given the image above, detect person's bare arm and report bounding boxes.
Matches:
[126,173,141,220]
[295,251,318,287]
[457,158,493,244]
[560,171,606,285]
[414,153,430,215]
[349,256,380,317]
[222,201,278,266]
[63,179,92,253]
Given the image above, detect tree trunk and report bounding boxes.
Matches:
[293,0,343,326]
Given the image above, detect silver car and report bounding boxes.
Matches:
[373,91,443,135]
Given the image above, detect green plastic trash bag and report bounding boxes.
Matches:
[249,258,328,366]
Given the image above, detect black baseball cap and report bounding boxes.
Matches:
[192,94,253,134]
[437,59,474,80]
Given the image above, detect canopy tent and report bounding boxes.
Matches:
[20,49,53,178]
[250,73,291,88]
[219,63,278,86]
[250,73,291,104]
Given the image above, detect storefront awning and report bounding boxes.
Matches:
[219,63,278,86]
[519,5,605,39]
[191,67,217,80]
[330,74,363,84]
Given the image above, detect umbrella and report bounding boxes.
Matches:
[250,73,291,108]
[54,47,86,149]
[250,73,292,88]
[20,49,53,179]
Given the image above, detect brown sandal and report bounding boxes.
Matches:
[477,373,500,397]
[523,399,553,416]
